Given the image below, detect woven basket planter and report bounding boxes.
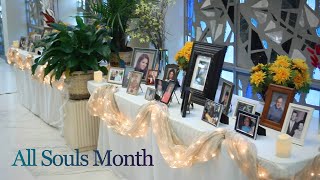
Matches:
[66,71,93,100]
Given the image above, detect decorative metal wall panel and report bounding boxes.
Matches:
[185,0,320,117]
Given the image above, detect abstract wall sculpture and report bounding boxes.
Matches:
[185,0,320,116]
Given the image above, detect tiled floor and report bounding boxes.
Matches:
[0,60,120,180]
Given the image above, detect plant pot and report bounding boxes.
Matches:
[66,71,93,100]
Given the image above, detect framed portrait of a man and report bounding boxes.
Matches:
[131,48,158,80]
[281,103,314,146]
[261,84,295,131]
[219,79,234,115]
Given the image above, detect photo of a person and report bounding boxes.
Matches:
[146,70,158,85]
[108,67,125,85]
[126,71,143,95]
[267,93,288,123]
[233,100,256,118]
[281,103,313,146]
[155,79,167,100]
[201,99,223,127]
[122,67,134,88]
[240,116,254,135]
[285,110,307,139]
[114,71,122,81]
[165,69,176,81]
[190,55,211,91]
[219,80,234,115]
[161,82,175,104]
[293,122,304,139]
[131,48,157,80]
[235,111,259,139]
[145,88,156,101]
[134,53,149,79]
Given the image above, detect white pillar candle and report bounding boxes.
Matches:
[276,134,292,158]
[94,71,103,83]
[13,41,19,48]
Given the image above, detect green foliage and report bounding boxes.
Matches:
[87,0,139,52]
[128,0,175,49]
[31,16,112,81]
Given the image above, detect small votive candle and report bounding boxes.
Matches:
[94,71,103,83]
[13,41,19,48]
[276,134,292,158]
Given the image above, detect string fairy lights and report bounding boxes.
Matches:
[7,48,66,91]
[87,85,320,180]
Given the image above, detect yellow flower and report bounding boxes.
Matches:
[292,58,308,71]
[293,72,304,89]
[274,55,290,68]
[251,63,264,72]
[272,67,291,84]
[250,71,266,86]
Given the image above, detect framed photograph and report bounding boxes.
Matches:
[261,84,295,131]
[190,55,211,91]
[107,67,125,85]
[219,79,235,115]
[233,99,256,118]
[131,48,158,80]
[122,67,134,88]
[281,103,314,146]
[163,64,179,81]
[201,99,223,127]
[145,87,156,101]
[183,42,227,106]
[155,79,167,100]
[160,81,175,104]
[235,110,260,139]
[19,36,27,50]
[146,70,158,85]
[126,71,143,95]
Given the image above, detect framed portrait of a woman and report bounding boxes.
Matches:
[131,48,158,80]
[163,64,179,81]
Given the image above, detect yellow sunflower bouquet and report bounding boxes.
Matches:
[250,55,311,95]
[175,41,194,71]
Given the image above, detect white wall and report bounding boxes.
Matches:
[57,0,78,25]
[164,0,184,63]
[2,0,27,54]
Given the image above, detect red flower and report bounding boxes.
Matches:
[308,44,320,69]
[41,10,55,26]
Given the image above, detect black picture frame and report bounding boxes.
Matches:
[181,87,191,118]
[183,42,227,106]
[160,81,176,104]
[163,64,179,81]
[219,79,235,115]
[235,110,260,140]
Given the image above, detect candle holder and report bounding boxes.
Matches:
[94,71,103,83]
[276,134,292,158]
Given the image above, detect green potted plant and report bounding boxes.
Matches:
[31,16,111,100]
[87,0,138,66]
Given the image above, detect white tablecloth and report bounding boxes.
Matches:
[14,49,66,133]
[88,81,320,180]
